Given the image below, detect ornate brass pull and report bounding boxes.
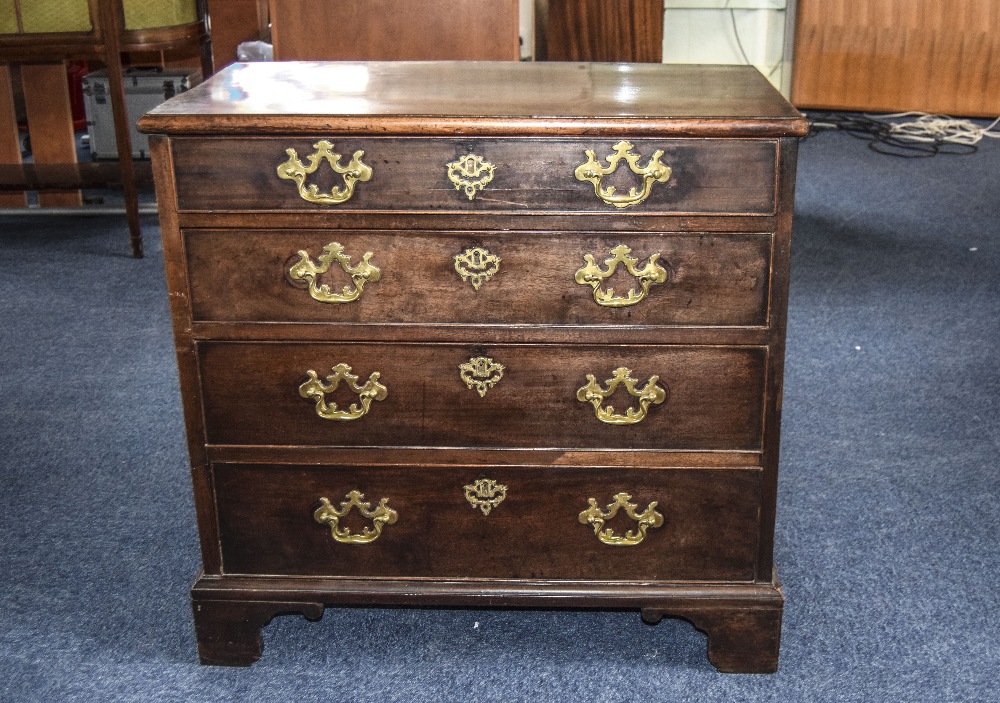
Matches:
[574,244,668,307]
[314,491,397,544]
[447,153,495,200]
[577,367,667,425]
[464,478,508,516]
[277,140,372,205]
[459,356,505,397]
[579,492,664,546]
[288,242,381,304]
[300,363,387,421]
[574,140,671,208]
[454,247,501,290]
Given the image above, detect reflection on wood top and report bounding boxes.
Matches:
[139,61,807,137]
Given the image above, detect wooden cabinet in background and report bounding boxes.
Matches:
[268,0,519,61]
[540,0,664,62]
[793,0,1000,116]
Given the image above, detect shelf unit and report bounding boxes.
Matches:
[0,0,210,257]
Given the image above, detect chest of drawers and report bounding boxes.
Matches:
[140,61,807,673]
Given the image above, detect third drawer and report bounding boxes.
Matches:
[199,342,767,451]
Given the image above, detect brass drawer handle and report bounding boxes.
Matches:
[574,244,668,307]
[314,491,397,544]
[464,478,508,516]
[288,242,381,304]
[300,363,387,421]
[277,140,372,205]
[574,140,671,208]
[579,492,664,546]
[447,153,495,200]
[577,367,667,425]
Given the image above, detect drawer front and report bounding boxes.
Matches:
[214,463,761,581]
[186,230,771,327]
[199,342,766,451]
[172,137,776,214]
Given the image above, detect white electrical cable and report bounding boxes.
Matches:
[871,112,1000,146]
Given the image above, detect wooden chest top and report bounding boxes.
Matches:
[139,61,807,137]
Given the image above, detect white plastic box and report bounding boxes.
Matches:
[82,67,199,160]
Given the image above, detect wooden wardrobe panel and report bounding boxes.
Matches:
[544,0,663,62]
[269,0,519,61]
[793,0,1000,116]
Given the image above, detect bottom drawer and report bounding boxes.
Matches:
[213,463,762,582]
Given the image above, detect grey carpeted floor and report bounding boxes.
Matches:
[1,127,998,701]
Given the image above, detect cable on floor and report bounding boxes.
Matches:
[803,111,1000,157]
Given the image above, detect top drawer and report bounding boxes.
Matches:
[170,137,777,215]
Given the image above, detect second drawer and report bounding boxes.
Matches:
[184,230,772,327]
[199,342,767,451]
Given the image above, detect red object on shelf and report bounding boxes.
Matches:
[66,60,90,132]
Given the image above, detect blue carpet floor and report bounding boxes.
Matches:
[1,127,998,701]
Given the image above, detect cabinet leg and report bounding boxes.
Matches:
[687,606,782,673]
[642,605,782,673]
[192,599,324,666]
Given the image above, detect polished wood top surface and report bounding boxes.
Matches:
[139,61,807,137]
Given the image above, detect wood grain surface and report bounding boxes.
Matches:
[544,0,664,62]
[184,229,772,326]
[269,0,519,61]
[197,342,767,451]
[213,463,762,581]
[139,62,807,137]
[793,0,1000,116]
[170,137,777,214]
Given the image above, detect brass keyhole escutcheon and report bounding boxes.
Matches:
[459,356,505,397]
[454,247,501,290]
[446,153,495,200]
[464,478,508,516]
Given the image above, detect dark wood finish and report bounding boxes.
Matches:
[140,62,805,672]
[140,63,807,138]
[544,0,664,62]
[0,162,153,190]
[192,599,324,666]
[207,445,762,469]
[198,342,766,450]
[171,137,777,214]
[213,463,762,581]
[269,0,519,62]
[184,229,772,326]
[190,574,783,668]
[0,64,26,207]
[644,603,783,673]
[206,0,268,69]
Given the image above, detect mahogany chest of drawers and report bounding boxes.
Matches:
[139,61,807,673]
